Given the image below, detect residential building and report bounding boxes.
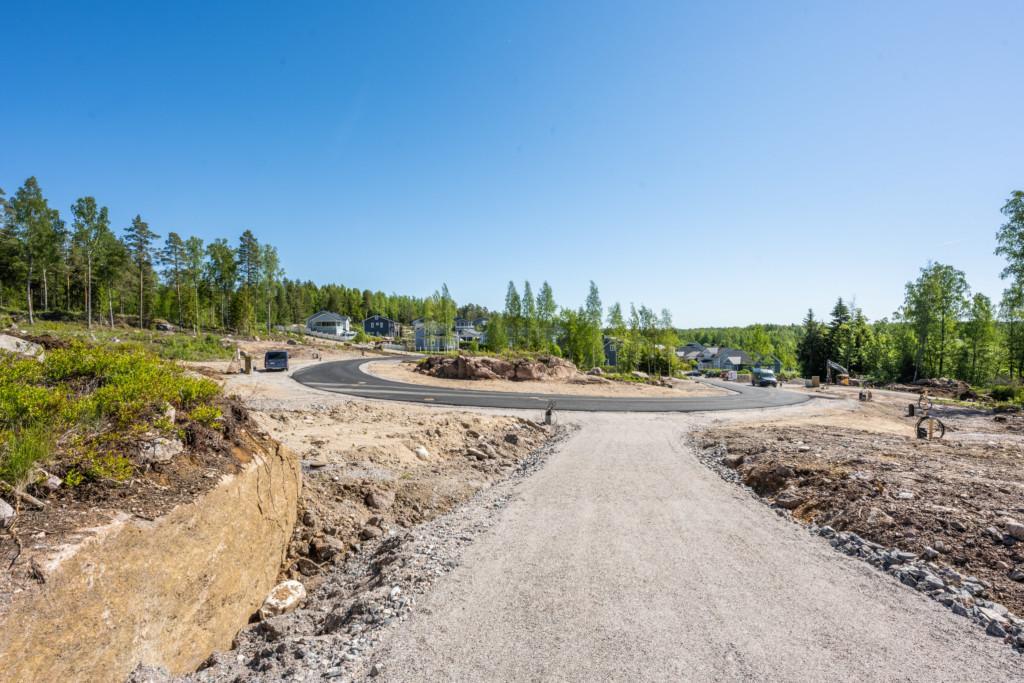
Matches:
[363,314,398,338]
[305,310,352,337]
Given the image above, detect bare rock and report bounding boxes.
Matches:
[0,498,14,527]
[414,445,430,460]
[774,489,805,510]
[722,452,745,468]
[360,524,383,540]
[1005,520,1024,541]
[867,507,895,527]
[259,580,307,620]
[365,490,394,510]
[139,436,184,465]
[0,334,43,360]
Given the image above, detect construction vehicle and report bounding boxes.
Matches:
[825,359,851,385]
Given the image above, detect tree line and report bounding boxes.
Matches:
[0,177,443,334]
[481,280,680,374]
[795,191,1023,386]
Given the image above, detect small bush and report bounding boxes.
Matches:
[0,424,54,485]
[188,404,223,428]
[990,385,1020,402]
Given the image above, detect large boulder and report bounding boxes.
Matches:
[0,334,44,360]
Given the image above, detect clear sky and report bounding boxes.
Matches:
[2,1,1022,326]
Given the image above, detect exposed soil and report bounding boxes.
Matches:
[202,351,555,593]
[0,397,257,614]
[366,358,727,397]
[698,393,1024,616]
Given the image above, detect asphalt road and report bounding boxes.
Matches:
[374,413,1023,681]
[291,357,811,412]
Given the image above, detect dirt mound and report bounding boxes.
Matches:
[417,354,580,382]
[886,377,978,401]
[701,424,1024,616]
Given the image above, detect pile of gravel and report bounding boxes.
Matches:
[696,438,1024,654]
[131,425,573,683]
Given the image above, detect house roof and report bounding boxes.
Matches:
[306,310,349,324]
[363,314,395,323]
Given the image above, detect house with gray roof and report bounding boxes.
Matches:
[305,310,353,338]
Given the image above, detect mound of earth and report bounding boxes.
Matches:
[417,354,581,382]
[885,377,978,401]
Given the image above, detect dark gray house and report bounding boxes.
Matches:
[603,336,622,367]
[363,314,398,338]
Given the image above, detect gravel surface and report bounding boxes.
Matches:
[369,411,1022,681]
[157,426,575,682]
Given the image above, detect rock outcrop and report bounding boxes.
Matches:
[417,355,580,382]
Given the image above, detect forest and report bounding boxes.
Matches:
[1,176,1023,386]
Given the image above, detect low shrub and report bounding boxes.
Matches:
[0,343,222,486]
[989,385,1020,402]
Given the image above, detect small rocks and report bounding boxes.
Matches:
[1005,520,1024,541]
[987,620,1008,638]
[722,452,745,468]
[364,491,394,510]
[774,489,805,510]
[359,524,383,541]
[465,447,489,460]
[259,580,307,620]
[311,536,346,562]
[866,507,894,527]
[413,445,430,460]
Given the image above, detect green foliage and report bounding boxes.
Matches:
[0,423,54,486]
[152,333,234,361]
[188,404,223,428]
[990,385,1019,402]
[0,343,221,486]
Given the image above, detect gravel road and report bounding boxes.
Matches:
[371,411,1023,681]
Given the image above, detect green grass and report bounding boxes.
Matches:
[0,342,222,487]
[5,318,236,362]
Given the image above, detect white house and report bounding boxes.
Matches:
[305,310,353,338]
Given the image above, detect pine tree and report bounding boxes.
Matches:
[159,231,187,327]
[8,178,61,324]
[123,215,159,328]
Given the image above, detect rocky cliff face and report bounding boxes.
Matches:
[0,432,300,682]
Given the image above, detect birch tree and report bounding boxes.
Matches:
[70,197,111,330]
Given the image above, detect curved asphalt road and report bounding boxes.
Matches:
[292,357,811,412]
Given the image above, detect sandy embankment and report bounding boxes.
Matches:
[363,359,730,398]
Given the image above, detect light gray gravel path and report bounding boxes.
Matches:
[372,412,1024,682]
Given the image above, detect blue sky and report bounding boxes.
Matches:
[2,1,1022,326]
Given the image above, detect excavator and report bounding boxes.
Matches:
[825,359,873,400]
[825,359,850,385]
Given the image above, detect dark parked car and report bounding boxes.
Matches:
[264,350,289,371]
